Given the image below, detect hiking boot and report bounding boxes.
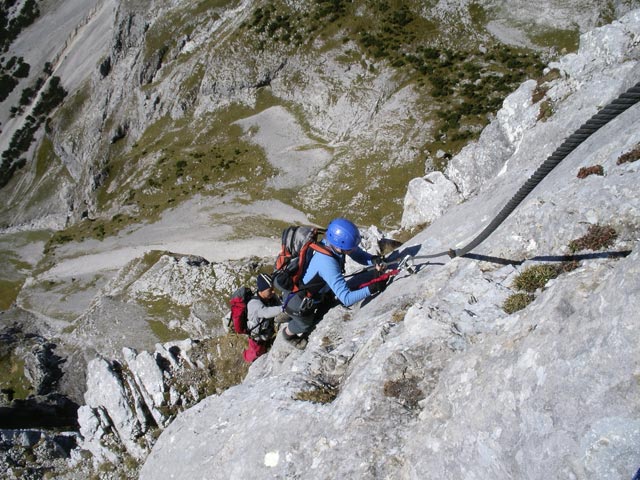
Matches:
[282,329,308,350]
[288,336,308,350]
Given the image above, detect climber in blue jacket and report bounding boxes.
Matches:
[281,218,386,349]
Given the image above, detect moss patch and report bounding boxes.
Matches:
[147,319,190,343]
[198,335,251,395]
[529,26,579,52]
[293,384,338,404]
[513,264,562,292]
[537,99,553,122]
[502,292,534,314]
[54,82,91,127]
[142,296,191,342]
[306,149,425,228]
[390,310,406,323]
[383,376,424,410]
[163,335,250,405]
[0,245,33,276]
[568,224,618,253]
[213,215,291,241]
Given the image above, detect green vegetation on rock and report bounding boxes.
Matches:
[0,354,33,400]
[242,0,547,166]
[0,279,24,310]
[147,319,190,343]
[513,264,562,292]
[504,261,579,313]
[0,76,67,188]
[162,336,250,405]
[142,0,240,64]
[502,292,534,314]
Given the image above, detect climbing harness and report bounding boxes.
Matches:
[407,80,640,261]
[356,254,418,290]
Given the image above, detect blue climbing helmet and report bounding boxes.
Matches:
[325,218,361,250]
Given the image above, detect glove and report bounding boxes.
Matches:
[371,255,387,271]
[274,312,290,324]
[368,279,387,295]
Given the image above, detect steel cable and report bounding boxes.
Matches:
[408,81,640,261]
[449,80,640,258]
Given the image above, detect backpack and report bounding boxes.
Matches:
[228,286,254,334]
[273,226,331,294]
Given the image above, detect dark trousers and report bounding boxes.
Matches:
[285,292,338,336]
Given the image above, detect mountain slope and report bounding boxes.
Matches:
[4,0,635,234]
[0,1,639,477]
[139,10,640,479]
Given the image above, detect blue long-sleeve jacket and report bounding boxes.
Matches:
[302,241,374,306]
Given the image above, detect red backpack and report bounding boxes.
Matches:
[228,286,254,334]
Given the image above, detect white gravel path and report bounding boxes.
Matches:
[43,195,312,279]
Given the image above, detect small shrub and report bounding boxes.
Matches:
[13,60,29,78]
[503,293,534,314]
[568,224,617,252]
[577,165,604,178]
[110,124,128,143]
[537,99,553,121]
[617,144,640,165]
[175,160,187,177]
[383,377,424,409]
[294,385,338,404]
[0,74,19,102]
[99,57,111,77]
[531,84,548,103]
[391,309,407,323]
[93,223,105,240]
[513,264,561,292]
[558,260,580,273]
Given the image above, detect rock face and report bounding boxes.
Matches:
[401,171,461,229]
[74,335,249,474]
[0,324,80,479]
[0,325,78,429]
[138,12,640,479]
[69,228,386,473]
[0,429,78,480]
[2,2,640,479]
[401,252,640,479]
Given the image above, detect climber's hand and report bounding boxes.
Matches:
[371,255,387,272]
